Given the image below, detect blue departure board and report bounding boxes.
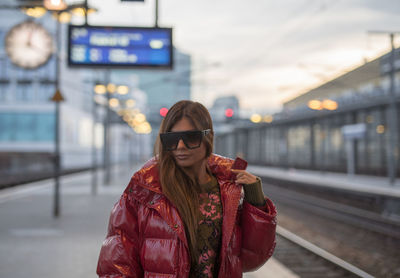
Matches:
[68,25,173,69]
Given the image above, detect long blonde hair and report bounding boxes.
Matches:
[154,100,214,263]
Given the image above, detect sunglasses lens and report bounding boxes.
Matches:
[182,131,202,149]
[160,133,180,151]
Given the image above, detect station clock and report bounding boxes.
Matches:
[5,20,54,69]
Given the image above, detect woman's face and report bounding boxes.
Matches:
[170,117,207,169]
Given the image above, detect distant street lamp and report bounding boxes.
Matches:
[18,0,96,21]
[263,115,273,123]
[322,99,338,110]
[54,11,71,23]
[22,6,47,17]
[94,84,107,94]
[107,83,117,94]
[125,99,136,108]
[376,125,385,134]
[308,100,323,110]
[308,99,338,111]
[109,98,120,108]
[250,114,262,123]
[117,85,129,95]
[44,0,67,11]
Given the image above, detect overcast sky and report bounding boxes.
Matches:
[77,0,400,112]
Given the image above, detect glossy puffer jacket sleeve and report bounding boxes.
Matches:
[240,197,277,272]
[97,188,143,278]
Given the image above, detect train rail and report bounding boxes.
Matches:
[264,182,400,240]
[275,226,374,278]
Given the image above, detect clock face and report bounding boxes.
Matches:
[5,20,54,69]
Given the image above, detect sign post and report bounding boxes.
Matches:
[51,13,66,218]
[51,88,65,218]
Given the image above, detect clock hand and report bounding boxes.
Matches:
[26,29,34,47]
[30,43,50,53]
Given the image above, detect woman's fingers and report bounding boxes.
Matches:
[231,169,257,184]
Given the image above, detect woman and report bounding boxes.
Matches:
[97,100,277,278]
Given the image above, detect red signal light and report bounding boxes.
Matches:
[160,107,168,117]
[225,108,234,117]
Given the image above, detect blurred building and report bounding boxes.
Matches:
[0,9,140,182]
[215,49,400,177]
[0,10,101,175]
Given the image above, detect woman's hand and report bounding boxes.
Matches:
[231,169,258,185]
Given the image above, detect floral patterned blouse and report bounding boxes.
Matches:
[189,174,223,278]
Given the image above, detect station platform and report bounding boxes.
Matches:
[244,257,299,278]
[248,165,400,198]
[0,165,298,278]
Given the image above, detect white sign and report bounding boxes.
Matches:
[341,123,366,139]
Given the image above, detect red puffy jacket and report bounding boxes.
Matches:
[97,154,277,278]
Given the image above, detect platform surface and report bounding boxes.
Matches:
[249,165,400,198]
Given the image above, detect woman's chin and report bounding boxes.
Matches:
[176,160,193,168]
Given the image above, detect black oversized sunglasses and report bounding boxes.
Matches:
[160,129,211,151]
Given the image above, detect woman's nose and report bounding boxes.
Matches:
[176,139,186,149]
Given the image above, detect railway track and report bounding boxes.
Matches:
[264,182,400,239]
[275,226,374,278]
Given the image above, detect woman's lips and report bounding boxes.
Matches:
[175,154,190,160]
